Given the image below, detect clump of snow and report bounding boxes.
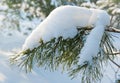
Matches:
[79,8,110,64]
[81,2,97,8]
[96,0,106,6]
[22,5,110,65]
[22,6,110,51]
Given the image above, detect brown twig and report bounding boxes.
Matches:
[108,57,120,68]
[108,52,120,55]
[77,27,120,33]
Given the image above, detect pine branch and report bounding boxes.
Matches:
[10,29,86,72]
[10,26,120,83]
[77,27,120,33]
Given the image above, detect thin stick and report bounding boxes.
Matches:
[109,57,120,68]
[77,27,120,33]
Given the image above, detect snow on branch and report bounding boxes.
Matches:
[22,6,110,51]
